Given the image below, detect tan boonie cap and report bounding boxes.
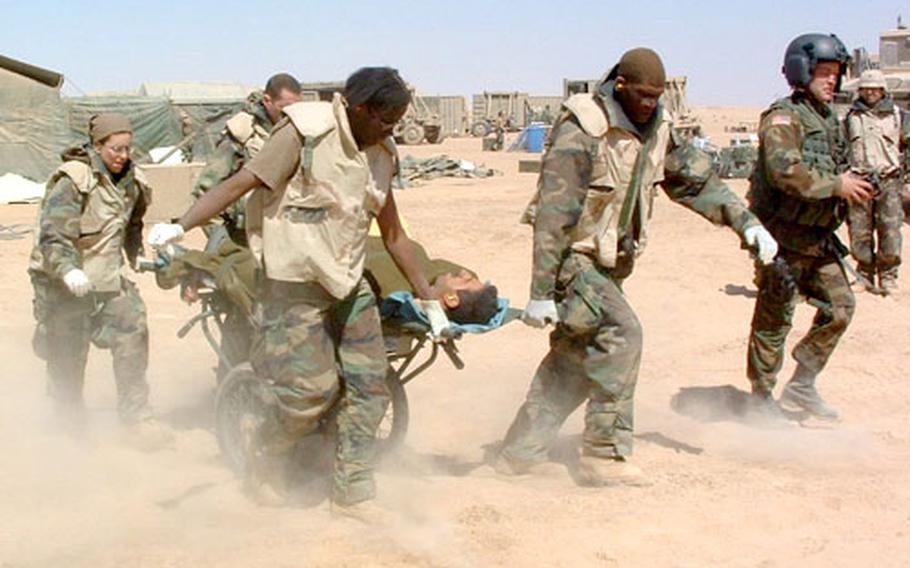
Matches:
[89,113,132,144]
[858,69,887,90]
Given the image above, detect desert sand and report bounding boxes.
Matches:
[1,107,908,567]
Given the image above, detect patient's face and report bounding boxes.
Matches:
[432,269,484,297]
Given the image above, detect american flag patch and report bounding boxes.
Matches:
[770,115,792,126]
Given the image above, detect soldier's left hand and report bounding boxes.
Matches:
[744,225,778,265]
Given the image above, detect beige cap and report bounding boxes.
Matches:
[858,69,887,90]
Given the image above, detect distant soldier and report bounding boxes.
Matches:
[747,34,874,421]
[844,69,910,294]
[492,110,506,151]
[28,113,171,446]
[192,73,301,378]
[496,48,777,486]
[192,73,302,247]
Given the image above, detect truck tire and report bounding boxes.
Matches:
[425,126,445,144]
[470,120,490,138]
[401,124,425,145]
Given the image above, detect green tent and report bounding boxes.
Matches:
[63,96,183,163]
[0,54,71,182]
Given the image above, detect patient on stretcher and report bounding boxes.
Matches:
[155,232,502,331]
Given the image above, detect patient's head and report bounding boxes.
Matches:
[431,269,499,324]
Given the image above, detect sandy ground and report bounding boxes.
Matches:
[1,108,909,567]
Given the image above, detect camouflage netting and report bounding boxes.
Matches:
[397,155,501,187]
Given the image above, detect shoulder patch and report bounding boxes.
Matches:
[770,114,792,127]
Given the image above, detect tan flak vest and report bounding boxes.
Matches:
[225,110,271,159]
[29,159,150,292]
[846,103,903,176]
[526,92,671,269]
[245,94,396,299]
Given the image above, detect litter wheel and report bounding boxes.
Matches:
[214,363,270,474]
[377,368,409,453]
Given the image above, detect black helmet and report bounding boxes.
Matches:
[782,33,850,89]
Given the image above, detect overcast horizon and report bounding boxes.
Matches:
[3,0,906,107]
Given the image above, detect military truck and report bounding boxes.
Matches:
[562,75,702,139]
[837,19,910,111]
[394,91,445,145]
[714,135,758,179]
[470,91,527,137]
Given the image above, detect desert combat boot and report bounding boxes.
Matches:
[779,364,839,421]
[576,455,649,487]
[879,267,899,295]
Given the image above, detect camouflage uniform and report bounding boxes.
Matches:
[192,92,275,376]
[746,92,854,394]
[28,147,152,422]
[501,85,759,465]
[844,95,909,287]
[249,278,388,505]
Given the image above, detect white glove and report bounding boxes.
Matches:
[420,300,451,341]
[63,268,91,297]
[744,225,778,265]
[148,223,185,247]
[521,299,559,328]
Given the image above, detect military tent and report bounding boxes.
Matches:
[63,96,183,163]
[0,54,71,182]
[139,82,250,159]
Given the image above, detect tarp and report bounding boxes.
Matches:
[0,57,71,182]
[63,96,183,163]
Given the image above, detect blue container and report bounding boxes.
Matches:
[526,123,547,153]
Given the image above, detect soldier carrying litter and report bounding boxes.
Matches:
[844,69,910,295]
[495,48,778,486]
[190,73,302,380]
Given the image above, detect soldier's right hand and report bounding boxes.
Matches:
[63,268,91,297]
[147,223,185,247]
[521,299,559,328]
[836,173,875,204]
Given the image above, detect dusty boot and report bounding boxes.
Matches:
[779,365,839,421]
[576,455,648,487]
[879,268,899,296]
[745,390,789,426]
[241,417,289,507]
[123,417,175,452]
[852,265,878,294]
[493,453,564,477]
[330,498,398,525]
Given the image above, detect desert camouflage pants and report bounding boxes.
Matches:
[249,277,389,505]
[848,175,904,275]
[747,251,855,394]
[501,253,643,463]
[30,273,151,422]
